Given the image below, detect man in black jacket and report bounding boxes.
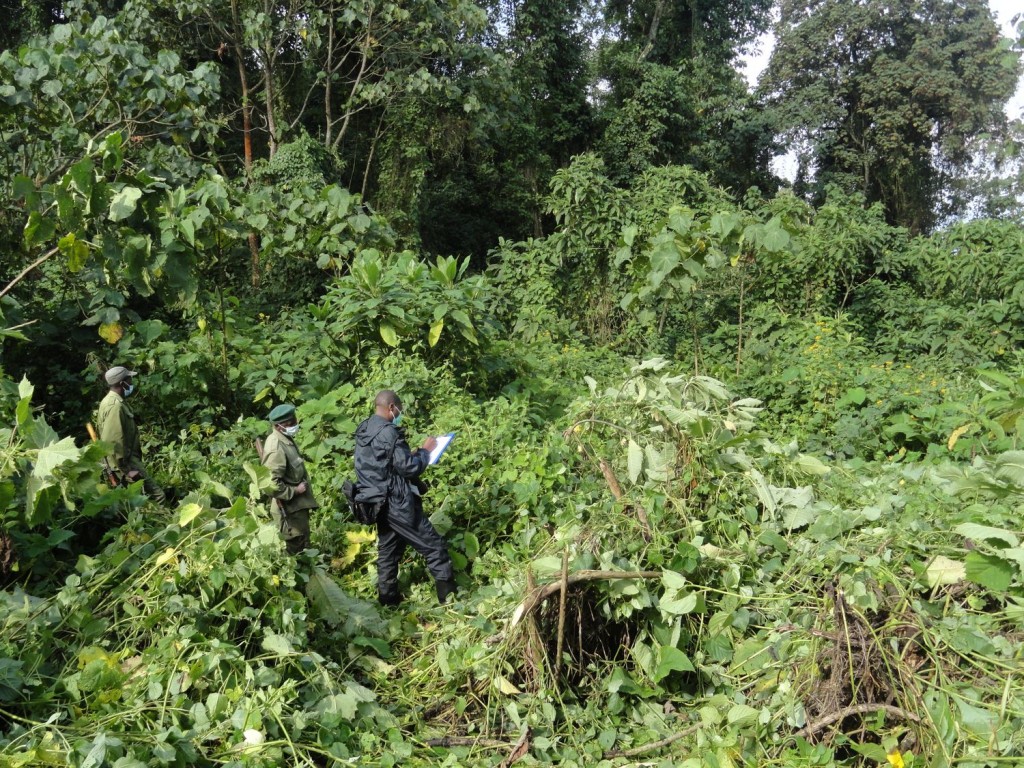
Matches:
[354,390,456,605]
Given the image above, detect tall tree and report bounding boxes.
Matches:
[592,0,775,189]
[761,0,1021,233]
[418,0,592,257]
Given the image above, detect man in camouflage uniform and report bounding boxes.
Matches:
[97,365,165,503]
[261,404,317,555]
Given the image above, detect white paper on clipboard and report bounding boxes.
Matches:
[428,432,455,465]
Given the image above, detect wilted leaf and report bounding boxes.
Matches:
[428,319,443,347]
[947,424,972,450]
[627,439,643,483]
[178,503,204,526]
[98,322,123,344]
[155,548,178,567]
[494,675,520,695]
[924,556,965,587]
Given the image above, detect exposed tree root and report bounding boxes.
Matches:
[794,703,922,741]
[510,570,661,628]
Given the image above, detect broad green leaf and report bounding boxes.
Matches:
[69,157,94,197]
[993,451,1024,488]
[627,439,643,483]
[964,552,1013,592]
[108,187,142,221]
[306,567,385,636]
[794,454,830,475]
[463,532,479,559]
[428,319,443,347]
[261,632,293,656]
[23,210,55,248]
[32,437,79,478]
[954,523,1019,548]
[727,703,759,727]
[659,592,698,615]
[379,323,398,347]
[661,570,687,590]
[783,504,817,531]
[955,696,997,735]
[654,646,694,681]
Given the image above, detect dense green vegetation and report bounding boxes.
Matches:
[1,0,1023,765]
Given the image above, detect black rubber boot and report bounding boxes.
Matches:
[378,591,402,607]
[435,578,458,604]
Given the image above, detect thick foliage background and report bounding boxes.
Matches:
[1,1,1023,766]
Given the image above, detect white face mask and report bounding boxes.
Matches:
[282,424,301,437]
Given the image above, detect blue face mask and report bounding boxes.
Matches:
[123,383,135,397]
[282,424,300,437]
[392,407,403,427]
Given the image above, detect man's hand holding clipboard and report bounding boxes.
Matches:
[427,432,455,465]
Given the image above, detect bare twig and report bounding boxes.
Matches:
[597,457,652,540]
[424,736,515,748]
[554,548,570,683]
[497,727,531,768]
[604,722,701,759]
[0,246,60,300]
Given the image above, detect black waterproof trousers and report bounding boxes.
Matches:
[376,495,452,603]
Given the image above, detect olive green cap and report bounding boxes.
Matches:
[268,404,296,423]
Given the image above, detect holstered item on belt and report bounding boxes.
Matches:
[342,479,383,525]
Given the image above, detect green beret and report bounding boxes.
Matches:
[268,403,296,423]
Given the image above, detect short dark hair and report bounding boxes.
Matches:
[374,390,401,409]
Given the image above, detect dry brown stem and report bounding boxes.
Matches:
[603,722,701,759]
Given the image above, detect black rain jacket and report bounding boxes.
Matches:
[353,414,429,520]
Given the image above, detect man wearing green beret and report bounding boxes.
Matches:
[96,365,166,503]
[261,404,317,555]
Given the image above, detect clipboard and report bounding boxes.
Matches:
[428,432,455,465]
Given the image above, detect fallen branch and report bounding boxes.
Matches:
[425,736,516,749]
[510,570,662,628]
[794,703,922,741]
[599,458,652,540]
[497,727,531,768]
[603,722,701,759]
